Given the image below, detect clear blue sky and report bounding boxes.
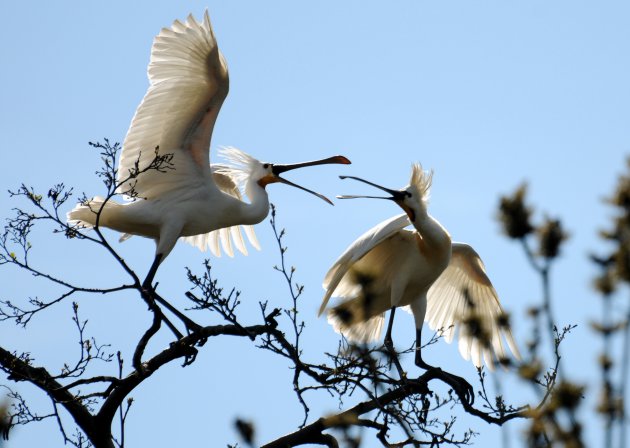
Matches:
[1,1,629,446]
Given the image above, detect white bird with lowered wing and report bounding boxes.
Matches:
[319,164,520,402]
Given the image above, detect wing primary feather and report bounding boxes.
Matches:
[209,231,221,257]
[219,227,234,257]
[425,243,521,369]
[244,225,261,251]
[320,214,410,316]
[117,11,227,199]
[231,226,248,255]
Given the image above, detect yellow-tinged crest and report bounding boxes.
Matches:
[409,163,433,204]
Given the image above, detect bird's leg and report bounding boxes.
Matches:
[414,328,433,370]
[142,254,162,290]
[139,287,185,340]
[140,253,202,335]
[159,312,186,340]
[139,253,184,339]
[152,290,203,334]
[139,289,200,365]
[414,327,474,405]
[383,307,406,380]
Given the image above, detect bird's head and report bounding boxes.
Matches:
[219,147,351,205]
[337,163,433,222]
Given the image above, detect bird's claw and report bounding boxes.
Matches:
[180,345,199,367]
[186,322,207,346]
[442,372,474,406]
[185,321,203,334]
[382,339,408,381]
[422,366,474,405]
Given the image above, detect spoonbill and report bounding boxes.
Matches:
[67,11,350,291]
[319,164,519,399]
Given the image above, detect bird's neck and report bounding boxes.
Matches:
[411,209,451,253]
[237,181,271,225]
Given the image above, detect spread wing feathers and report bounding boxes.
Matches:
[324,230,418,342]
[180,168,260,256]
[425,243,521,370]
[327,309,385,343]
[319,214,411,316]
[117,11,229,199]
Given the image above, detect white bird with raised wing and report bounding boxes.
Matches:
[68,11,350,290]
[319,164,519,400]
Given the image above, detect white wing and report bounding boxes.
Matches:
[319,214,411,316]
[181,167,260,256]
[425,243,520,370]
[323,228,419,343]
[116,11,228,199]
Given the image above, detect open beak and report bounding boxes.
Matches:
[269,155,351,205]
[337,175,415,220]
[337,175,407,201]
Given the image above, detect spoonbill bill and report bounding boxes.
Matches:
[67,11,350,291]
[319,164,519,399]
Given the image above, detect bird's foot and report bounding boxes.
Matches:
[148,289,204,337]
[184,320,203,336]
[433,368,474,406]
[383,339,408,382]
[181,345,199,367]
[132,358,146,376]
[416,357,474,405]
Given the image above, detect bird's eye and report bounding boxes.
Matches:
[263,163,270,169]
[406,192,412,198]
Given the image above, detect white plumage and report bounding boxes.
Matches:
[67,11,349,287]
[179,160,260,257]
[320,164,520,371]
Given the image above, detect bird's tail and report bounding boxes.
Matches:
[67,196,121,229]
[326,296,385,343]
